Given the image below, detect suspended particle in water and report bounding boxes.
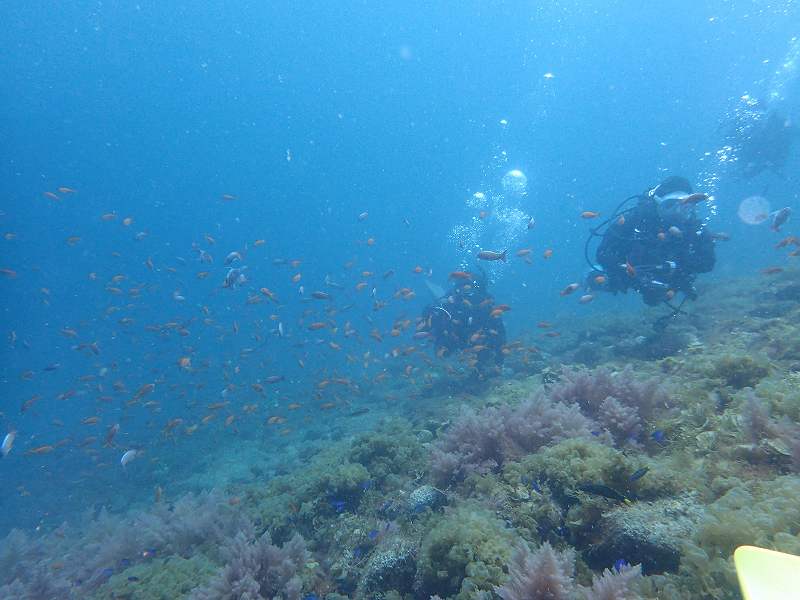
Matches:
[737,195,771,225]
[501,169,528,196]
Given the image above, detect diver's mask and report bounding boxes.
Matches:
[654,191,692,220]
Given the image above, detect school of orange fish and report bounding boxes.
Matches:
[0,188,796,492]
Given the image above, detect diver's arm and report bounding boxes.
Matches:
[685,228,716,274]
[596,225,631,291]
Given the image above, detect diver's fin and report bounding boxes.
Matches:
[734,545,800,600]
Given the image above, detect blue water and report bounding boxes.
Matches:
[1,0,799,589]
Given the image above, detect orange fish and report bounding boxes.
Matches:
[100,213,117,221]
[625,260,636,278]
[292,273,302,283]
[449,271,472,280]
[543,249,553,259]
[307,322,327,331]
[680,192,708,205]
[267,415,286,425]
[581,211,600,219]
[57,187,77,194]
[593,275,606,285]
[515,248,532,257]
[761,267,784,275]
[43,191,59,200]
[26,445,55,455]
[122,217,133,226]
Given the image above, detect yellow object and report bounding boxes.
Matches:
[734,545,800,600]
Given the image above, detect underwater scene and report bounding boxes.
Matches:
[2,2,800,599]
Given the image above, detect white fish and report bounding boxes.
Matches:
[1,431,16,458]
[224,251,242,266]
[120,449,139,468]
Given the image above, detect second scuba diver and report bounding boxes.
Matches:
[419,269,507,376]
[588,176,718,307]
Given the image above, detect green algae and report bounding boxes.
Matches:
[417,504,515,600]
[92,554,217,600]
[710,355,770,389]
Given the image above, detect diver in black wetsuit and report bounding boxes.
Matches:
[420,269,506,373]
[589,176,717,307]
[734,106,798,179]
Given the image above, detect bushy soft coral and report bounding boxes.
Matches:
[549,366,670,444]
[495,542,577,600]
[0,489,255,598]
[431,394,600,486]
[189,530,308,600]
[495,543,643,600]
[737,389,800,471]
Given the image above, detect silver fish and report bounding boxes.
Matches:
[771,207,791,232]
[1,431,16,458]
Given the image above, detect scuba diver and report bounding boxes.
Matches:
[586,176,717,308]
[738,109,797,178]
[419,268,507,375]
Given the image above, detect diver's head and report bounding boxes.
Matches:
[651,176,694,220]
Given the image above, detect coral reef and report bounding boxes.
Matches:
[430,394,600,486]
[548,366,671,445]
[188,530,308,600]
[4,272,800,600]
[495,542,643,600]
[416,504,516,599]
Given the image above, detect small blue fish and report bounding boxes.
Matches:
[368,529,379,541]
[614,558,629,573]
[360,479,374,491]
[127,576,140,582]
[330,499,346,513]
[304,595,319,600]
[628,467,649,482]
[651,430,666,443]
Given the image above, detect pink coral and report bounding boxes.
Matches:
[495,543,643,600]
[549,366,670,444]
[495,543,577,600]
[189,531,308,600]
[431,394,601,486]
